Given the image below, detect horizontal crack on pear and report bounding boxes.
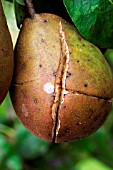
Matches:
[12,78,40,86]
[67,89,112,101]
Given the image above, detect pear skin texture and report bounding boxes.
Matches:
[0,0,13,104]
[10,13,113,143]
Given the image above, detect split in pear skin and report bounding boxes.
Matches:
[0,0,13,104]
[10,13,113,143]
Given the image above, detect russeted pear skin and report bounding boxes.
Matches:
[0,0,13,104]
[10,13,113,143]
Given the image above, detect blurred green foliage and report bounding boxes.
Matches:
[0,0,113,170]
[104,49,113,70]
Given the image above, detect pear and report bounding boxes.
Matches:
[10,13,113,143]
[0,0,13,104]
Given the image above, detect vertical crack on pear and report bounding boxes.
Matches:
[52,21,70,143]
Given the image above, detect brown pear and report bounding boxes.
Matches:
[0,0,13,104]
[10,13,113,143]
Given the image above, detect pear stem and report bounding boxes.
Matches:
[24,0,35,18]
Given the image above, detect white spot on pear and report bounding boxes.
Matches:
[22,104,28,117]
[44,83,54,94]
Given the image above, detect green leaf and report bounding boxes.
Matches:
[109,0,113,4]
[14,0,26,28]
[3,0,13,3]
[15,0,24,5]
[63,0,113,48]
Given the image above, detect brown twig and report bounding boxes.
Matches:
[24,0,35,18]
